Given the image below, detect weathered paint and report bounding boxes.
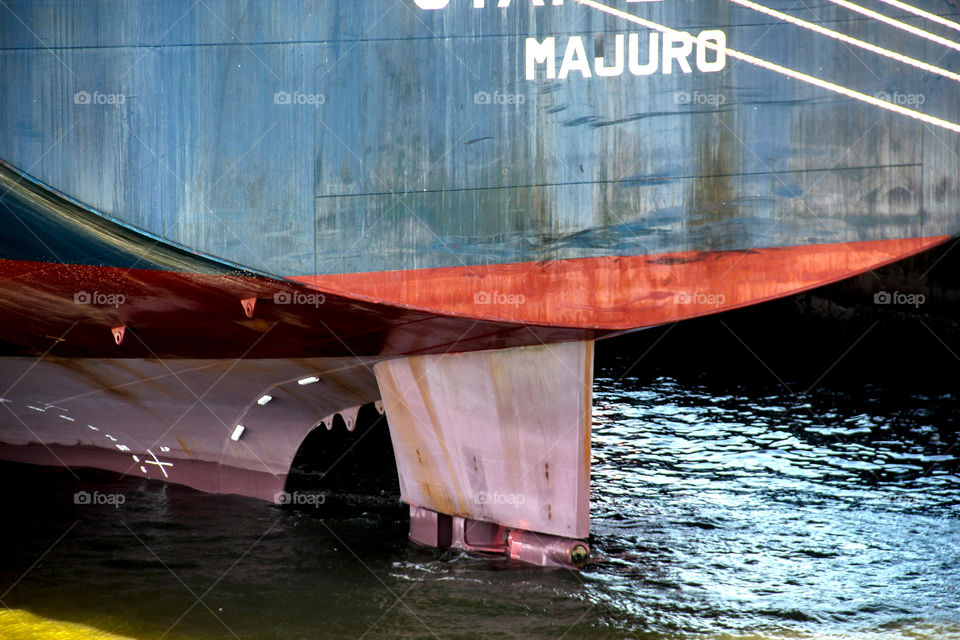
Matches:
[294,236,951,328]
[1,153,947,351]
[408,504,590,568]
[1,0,959,564]
[374,341,593,539]
[1,0,957,278]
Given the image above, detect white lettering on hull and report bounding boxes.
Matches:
[413,0,726,81]
[526,30,727,80]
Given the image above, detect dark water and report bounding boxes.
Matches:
[1,348,959,639]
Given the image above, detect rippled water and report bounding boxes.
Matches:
[1,348,958,639]
[590,372,960,639]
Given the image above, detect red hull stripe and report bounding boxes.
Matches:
[293,237,951,329]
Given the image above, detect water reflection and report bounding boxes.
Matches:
[587,370,959,638]
[0,363,957,640]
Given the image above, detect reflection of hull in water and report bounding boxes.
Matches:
[1,0,959,563]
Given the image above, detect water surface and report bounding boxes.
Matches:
[1,351,958,639]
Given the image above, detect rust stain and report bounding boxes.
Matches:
[484,349,524,475]
[408,357,465,514]
[647,255,706,265]
[377,358,461,517]
[376,364,434,502]
[50,357,137,403]
[237,318,274,332]
[176,436,193,459]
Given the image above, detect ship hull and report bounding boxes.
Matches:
[1,0,959,563]
[0,356,382,501]
[1,0,957,284]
